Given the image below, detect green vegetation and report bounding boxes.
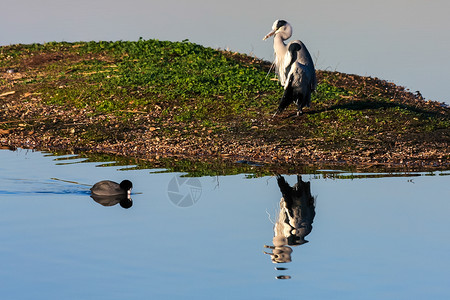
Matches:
[1,40,280,124]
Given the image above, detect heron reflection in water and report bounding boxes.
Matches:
[264,175,316,278]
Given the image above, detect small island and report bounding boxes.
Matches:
[1,40,449,173]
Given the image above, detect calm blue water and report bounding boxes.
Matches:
[0,149,449,299]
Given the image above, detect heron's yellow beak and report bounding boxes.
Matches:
[263,29,277,41]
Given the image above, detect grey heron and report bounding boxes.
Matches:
[263,20,317,116]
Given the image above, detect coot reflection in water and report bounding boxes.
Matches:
[90,194,133,209]
[264,174,316,279]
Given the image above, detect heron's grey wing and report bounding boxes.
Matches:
[295,40,314,67]
[294,40,316,91]
[284,42,302,79]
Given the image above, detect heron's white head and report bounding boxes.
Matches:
[263,20,293,41]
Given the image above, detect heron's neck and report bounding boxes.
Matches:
[273,35,287,59]
[273,35,288,85]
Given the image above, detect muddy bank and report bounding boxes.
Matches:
[1,41,449,172]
